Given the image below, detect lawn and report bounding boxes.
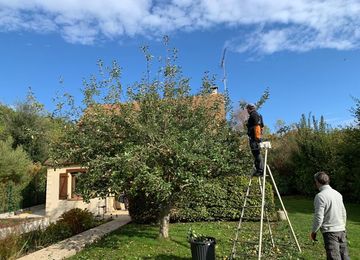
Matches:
[70,196,360,260]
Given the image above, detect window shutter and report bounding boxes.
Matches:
[59,173,68,200]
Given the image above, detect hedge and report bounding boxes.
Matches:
[128,175,275,223]
[0,183,23,214]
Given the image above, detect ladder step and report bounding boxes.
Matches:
[231,163,302,258]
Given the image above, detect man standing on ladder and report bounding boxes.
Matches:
[246,103,264,176]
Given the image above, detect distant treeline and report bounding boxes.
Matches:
[0,91,62,213]
[268,100,360,202]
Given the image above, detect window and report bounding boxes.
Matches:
[70,172,83,200]
[58,168,86,201]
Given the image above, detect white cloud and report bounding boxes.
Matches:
[0,0,360,54]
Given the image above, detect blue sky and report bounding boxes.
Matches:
[1,0,360,131]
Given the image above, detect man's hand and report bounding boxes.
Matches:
[310,232,317,241]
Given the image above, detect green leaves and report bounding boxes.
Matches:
[0,137,32,184]
[50,40,250,237]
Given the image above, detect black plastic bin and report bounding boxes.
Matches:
[189,237,216,260]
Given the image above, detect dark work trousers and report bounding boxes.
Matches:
[249,139,264,173]
[322,231,350,260]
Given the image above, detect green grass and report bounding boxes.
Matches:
[70,196,360,260]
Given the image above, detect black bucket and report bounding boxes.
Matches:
[189,237,216,260]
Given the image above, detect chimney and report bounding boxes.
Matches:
[210,86,218,94]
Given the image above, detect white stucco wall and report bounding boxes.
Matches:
[46,166,116,221]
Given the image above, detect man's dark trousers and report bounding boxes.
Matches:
[249,139,263,174]
[322,231,350,260]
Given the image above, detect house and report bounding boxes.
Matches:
[45,164,122,221]
[45,87,223,221]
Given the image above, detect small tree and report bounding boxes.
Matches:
[232,88,270,132]
[0,104,14,140]
[6,88,51,163]
[0,137,32,212]
[350,96,360,126]
[51,39,246,238]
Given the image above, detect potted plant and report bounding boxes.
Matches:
[187,227,216,260]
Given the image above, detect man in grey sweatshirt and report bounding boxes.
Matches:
[311,171,350,260]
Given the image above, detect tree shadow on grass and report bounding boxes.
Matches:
[170,237,189,249]
[111,223,159,239]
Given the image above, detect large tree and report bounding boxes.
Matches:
[51,40,246,238]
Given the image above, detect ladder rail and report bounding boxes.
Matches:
[231,175,253,258]
[257,177,275,248]
[257,147,268,260]
[267,164,302,253]
[231,174,275,259]
[230,141,302,259]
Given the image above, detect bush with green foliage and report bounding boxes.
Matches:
[0,138,32,213]
[59,208,96,235]
[42,222,73,244]
[0,208,98,260]
[18,222,72,252]
[268,131,298,195]
[270,115,341,196]
[0,232,24,260]
[270,110,360,202]
[336,127,360,202]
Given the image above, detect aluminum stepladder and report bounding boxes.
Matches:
[230,141,302,259]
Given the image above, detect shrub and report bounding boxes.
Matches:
[41,222,72,245]
[0,209,99,259]
[336,127,360,202]
[268,131,299,195]
[59,208,96,235]
[0,232,24,260]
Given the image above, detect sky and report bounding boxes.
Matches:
[1,0,360,131]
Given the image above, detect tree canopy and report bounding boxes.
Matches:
[51,40,248,238]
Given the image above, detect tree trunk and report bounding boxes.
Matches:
[159,209,170,239]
